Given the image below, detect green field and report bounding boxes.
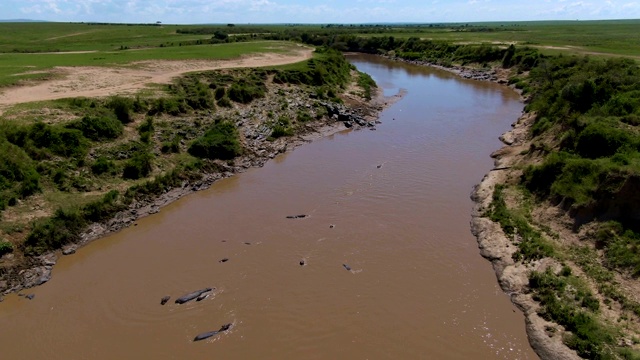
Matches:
[1,20,639,87]
[0,40,300,87]
[348,20,640,57]
[0,23,220,52]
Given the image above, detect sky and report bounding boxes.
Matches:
[1,0,639,24]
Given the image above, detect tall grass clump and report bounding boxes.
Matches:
[67,114,124,141]
[188,121,242,160]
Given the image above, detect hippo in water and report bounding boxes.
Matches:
[175,288,213,304]
[286,214,307,219]
[193,323,232,342]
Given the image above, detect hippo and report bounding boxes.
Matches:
[193,323,233,342]
[175,288,213,304]
[286,214,307,219]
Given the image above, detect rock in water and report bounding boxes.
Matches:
[343,264,351,271]
[26,294,35,300]
[160,296,170,305]
[175,288,213,304]
[62,246,77,256]
[299,259,306,266]
[219,258,229,263]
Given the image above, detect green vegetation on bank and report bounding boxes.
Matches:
[0,47,359,258]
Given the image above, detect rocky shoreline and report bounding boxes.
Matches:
[0,82,401,299]
[383,54,581,359]
[470,113,580,360]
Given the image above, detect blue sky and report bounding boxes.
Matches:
[1,0,639,24]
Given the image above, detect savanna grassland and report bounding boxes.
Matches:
[2,19,640,359]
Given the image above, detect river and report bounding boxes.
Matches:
[0,55,538,359]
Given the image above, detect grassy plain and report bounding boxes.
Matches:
[355,20,640,57]
[1,20,638,87]
[0,40,299,87]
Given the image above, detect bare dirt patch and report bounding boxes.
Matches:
[0,47,313,113]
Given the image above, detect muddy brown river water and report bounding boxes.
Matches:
[0,55,539,359]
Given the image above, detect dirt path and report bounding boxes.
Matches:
[0,46,313,112]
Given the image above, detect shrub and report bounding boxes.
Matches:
[0,240,13,256]
[138,117,154,143]
[228,81,266,104]
[188,121,242,160]
[108,96,134,123]
[217,96,232,108]
[68,115,123,141]
[0,138,41,198]
[91,157,116,175]
[357,71,377,100]
[23,191,126,255]
[132,96,148,113]
[25,122,89,158]
[486,186,555,261]
[82,190,124,222]
[529,269,616,359]
[575,122,632,159]
[269,116,294,139]
[148,97,185,116]
[122,149,153,179]
[24,207,86,255]
[161,136,181,154]
[214,87,226,100]
[297,110,313,123]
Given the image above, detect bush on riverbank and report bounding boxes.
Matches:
[67,114,124,141]
[0,240,13,256]
[23,190,127,255]
[188,121,242,160]
[517,53,640,278]
[486,186,555,262]
[0,137,41,205]
[122,148,154,180]
[528,268,621,359]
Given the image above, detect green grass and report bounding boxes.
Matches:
[0,23,224,53]
[0,40,301,87]
[347,20,640,58]
[485,185,556,262]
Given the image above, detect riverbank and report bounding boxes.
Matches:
[470,112,582,360]
[454,58,640,357]
[0,64,403,298]
[383,54,583,358]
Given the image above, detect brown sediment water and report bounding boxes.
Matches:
[0,55,538,359]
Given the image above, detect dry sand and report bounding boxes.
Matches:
[0,46,313,113]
